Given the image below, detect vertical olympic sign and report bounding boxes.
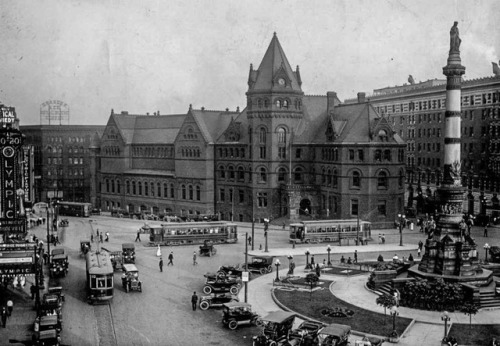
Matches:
[0,128,24,221]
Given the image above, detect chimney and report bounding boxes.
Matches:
[327,91,339,114]
[357,92,366,103]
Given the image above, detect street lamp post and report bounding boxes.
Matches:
[441,311,450,340]
[327,245,331,266]
[398,213,406,246]
[484,243,491,263]
[305,249,311,270]
[264,218,269,253]
[274,259,281,282]
[389,306,399,342]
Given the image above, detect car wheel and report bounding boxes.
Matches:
[230,286,239,295]
[268,341,277,346]
[259,268,267,275]
[203,285,212,294]
[200,301,210,310]
[228,320,238,330]
[267,265,273,273]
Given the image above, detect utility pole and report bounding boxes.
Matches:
[244,232,248,303]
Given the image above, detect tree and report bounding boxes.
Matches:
[461,301,479,330]
[376,294,396,324]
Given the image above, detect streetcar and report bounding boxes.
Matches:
[289,219,371,244]
[147,221,238,246]
[85,251,114,303]
[57,201,93,217]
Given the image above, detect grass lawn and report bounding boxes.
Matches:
[448,323,500,345]
[273,280,412,337]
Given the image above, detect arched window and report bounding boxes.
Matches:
[374,150,382,161]
[196,186,201,201]
[332,169,338,188]
[228,165,235,180]
[126,181,130,194]
[327,169,332,185]
[378,171,388,188]
[164,183,168,198]
[259,167,267,182]
[259,128,266,144]
[157,182,161,197]
[238,166,245,181]
[132,181,136,195]
[352,171,361,188]
[219,165,225,179]
[383,150,392,161]
[276,99,282,108]
[277,127,286,143]
[105,179,110,193]
[283,100,289,109]
[150,182,154,197]
[116,180,121,194]
[189,185,194,200]
[182,185,186,199]
[278,167,287,182]
[170,183,175,198]
[144,182,149,196]
[138,182,142,195]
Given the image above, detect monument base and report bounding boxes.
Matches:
[408,264,493,286]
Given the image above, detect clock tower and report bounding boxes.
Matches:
[246,33,304,218]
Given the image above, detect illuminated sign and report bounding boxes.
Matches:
[0,257,32,264]
[0,243,36,251]
[22,147,33,202]
[0,106,16,124]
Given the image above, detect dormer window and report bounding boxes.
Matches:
[378,129,389,141]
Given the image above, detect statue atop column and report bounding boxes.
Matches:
[449,21,461,53]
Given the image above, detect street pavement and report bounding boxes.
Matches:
[1,219,499,345]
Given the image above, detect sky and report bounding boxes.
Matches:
[0,0,499,126]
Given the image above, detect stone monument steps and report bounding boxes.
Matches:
[479,290,500,308]
[374,282,393,296]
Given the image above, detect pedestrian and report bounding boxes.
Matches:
[393,254,399,263]
[168,252,174,266]
[410,222,414,231]
[33,235,38,243]
[340,255,345,264]
[377,254,384,262]
[418,240,423,251]
[91,234,94,242]
[282,222,286,231]
[378,234,382,244]
[105,232,109,242]
[1,306,7,328]
[484,223,489,237]
[354,250,358,264]
[96,229,100,238]
[159,257,163,272]
[55,235,60,245]
[381,234,386,244]
[43,251,49,265]
[135,230,141,242]
[315,263,321,277]
[99,234,103,243]
[408,253,414,262]
[347,257,352,265]
[417,247,421,257]
[191,291,198,311]
[193,252,197,265]
[247,236,251,246]
[6,300,13,317]
[310,255,315,267]
[30,284,36,300]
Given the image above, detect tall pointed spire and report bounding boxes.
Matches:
[249,33,302,92]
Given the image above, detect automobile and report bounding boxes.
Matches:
[41,293,62,313]
[288,320,325,345]
[109,250,124,271]
[199,240,217,257]
[80,240,91,256]
[121,263,142,293]
[217,255,275,278]
[222,302,260,330]
[489,245,500,263]
[32,314,62,346]
[203,273,241,295]
[252,311,297,346]
[355,335,385,346]
[47,286,65,306]
[122,243,136,264]
[316,323,351,346]
[49,248,68,278]
[199,292,238,310]
[91,208,101,215]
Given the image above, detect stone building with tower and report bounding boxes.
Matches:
[95,33,406,228]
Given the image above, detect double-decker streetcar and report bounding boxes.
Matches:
[146,221,238,246]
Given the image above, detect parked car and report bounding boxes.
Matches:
[47,286,65,306]
[199,240,217,257]
[121,264,142,293]
[316,323,351,346]
[49,248,68,278]
[122,243,136,264]
[217,255,275,278]
[203,273,241,295]
[288,320,325,345]
[32,314,62,346]
[222,302,260,330]
[199,292,238,310]
[252,311,297,346]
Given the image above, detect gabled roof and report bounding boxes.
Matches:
[249,33,302,92]
[190,109,239,144]
[131,114,185,144]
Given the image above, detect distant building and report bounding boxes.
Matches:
[95,34,406,228]
[347,75,500,215]
[20,125,105,204]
